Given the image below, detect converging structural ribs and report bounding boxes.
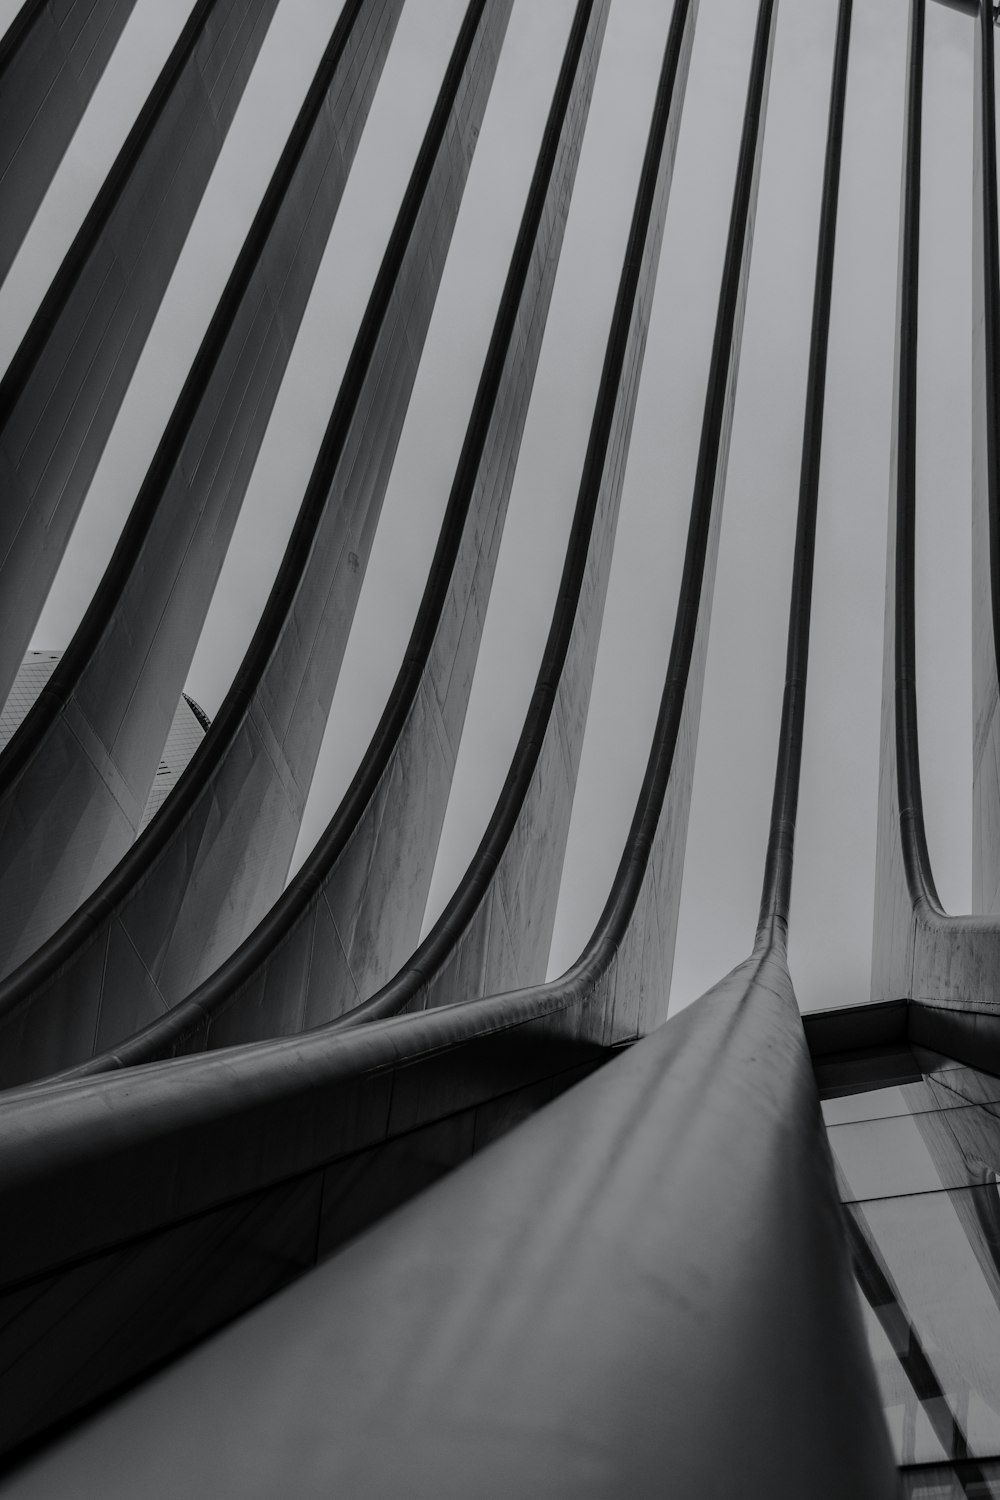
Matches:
[0,0,981,1493]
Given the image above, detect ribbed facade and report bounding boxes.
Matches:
[0,2,997,1496]
[0,651,209,832]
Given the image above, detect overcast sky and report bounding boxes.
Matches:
[0,0,980,1015]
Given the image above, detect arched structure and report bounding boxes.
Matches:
[3,0,996,1493]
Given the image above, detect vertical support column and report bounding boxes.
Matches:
[0,0,141,284]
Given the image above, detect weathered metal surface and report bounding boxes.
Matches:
[0,0,405,976]
[0,955,895,1498]
[0,0,513,1086]
[0,0,279,716]
[66,0,613,1064]
[0,0,141,285]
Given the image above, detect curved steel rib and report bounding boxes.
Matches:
[0,0,405,977]
[756,0,852,952]
[870,0,1000,1058]
[0,0,781,1451]
[63,0,613,1067]
[332,0,761,1038]
[972,0,1000,914]
[0,0,514,1087]
[0,0,279,716]
[0,0,141,286]
[324,0,705,1032]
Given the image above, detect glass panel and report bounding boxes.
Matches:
[901,1462,1000,1498]
[829,1102,1000,1202]
[856,1295,952,1466]
[822,1072,1000,1127]
[913,1049,984,1078]
[850,1190,1000,1463]
[912,1052,1000,1109]
[819,1049,1000,1485]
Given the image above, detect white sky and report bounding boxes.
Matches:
[0,0,981,1014]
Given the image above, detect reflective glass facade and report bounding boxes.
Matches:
[822,1052,1000,1495]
